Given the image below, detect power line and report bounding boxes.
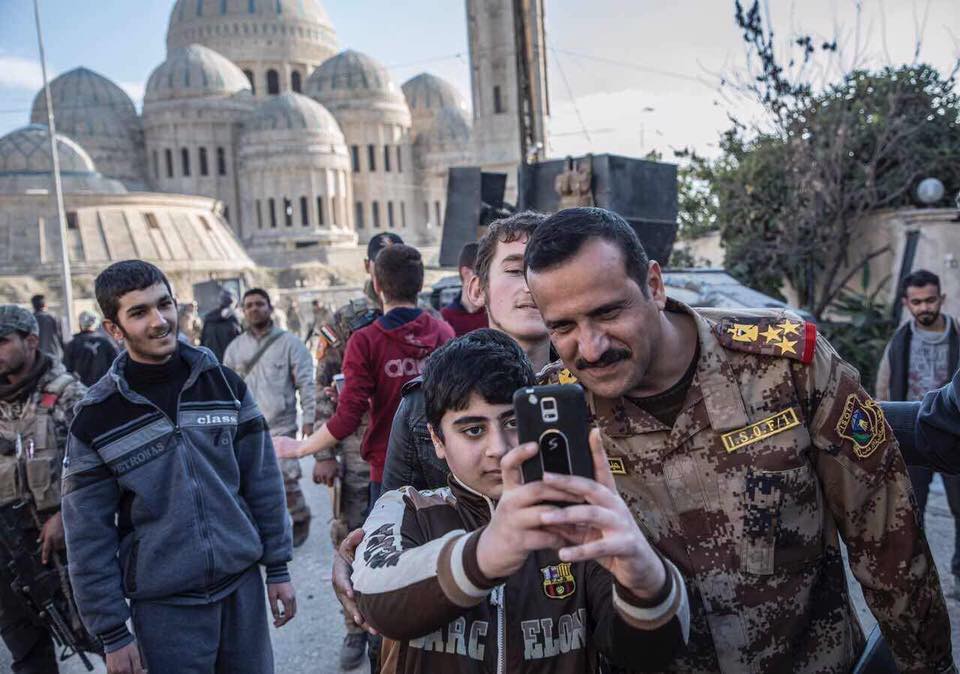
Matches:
[549,45,591,144]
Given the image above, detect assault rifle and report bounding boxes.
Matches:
[0,436,99,670]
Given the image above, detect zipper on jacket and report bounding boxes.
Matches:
[490,584,506,674]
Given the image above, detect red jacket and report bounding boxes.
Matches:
[440,298,488,336]
[327,309,454,481]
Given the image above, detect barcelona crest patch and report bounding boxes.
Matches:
[835,394,886,459]
[541,563,576,599]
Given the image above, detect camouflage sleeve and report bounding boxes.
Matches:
[314,317,348,460]
[53,379,88,459]
[799,335,953,674]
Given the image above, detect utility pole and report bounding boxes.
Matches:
[33,0,74,334]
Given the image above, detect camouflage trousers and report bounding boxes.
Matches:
[279,457,311,543]
[330,438,371,635]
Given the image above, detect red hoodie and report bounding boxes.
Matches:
[327,309,454,482]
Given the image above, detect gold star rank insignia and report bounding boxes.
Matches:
[759,325,782,343]
[778,319,801,336]
[777,338,797,355]
[727,324,759,342]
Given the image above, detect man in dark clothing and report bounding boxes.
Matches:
[200,289,242,362]
[875,268,960,594]
[62,261,296,674]
[274,244,454,499]
[440,242,488,336]
[31,295,63,362]
[63,311,119,387]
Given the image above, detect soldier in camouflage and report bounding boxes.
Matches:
[0,305,87,673]
[524,208,953,673]
[313,232,402,670]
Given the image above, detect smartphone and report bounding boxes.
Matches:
[333,373,346,394]
[513,384,594,484]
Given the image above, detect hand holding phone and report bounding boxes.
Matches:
[513,384,594,484]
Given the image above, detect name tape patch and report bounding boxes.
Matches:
[720,408,800,453]
[608,457,627,475]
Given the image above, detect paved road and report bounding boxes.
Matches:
[6,467,960,672]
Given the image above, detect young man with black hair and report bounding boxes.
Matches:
[875,268,960,593]
[274,244,453,498]
[350,329,689,673]
[61,260,295,674]
[522,206,951,672]
[31,294,64,361]
[199,288,242,363]
[224,288,316,547]
[440,241,488,336]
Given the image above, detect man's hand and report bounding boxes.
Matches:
[324,385,340,407]
[267,581,297,627]
[105,642,145,674]
[300,423,314,438]
[475,443,579,579]
[37,512,65,565]
[540,429,666,599]
[313,458,339,486]
[271,435,303,459]
[333,528,378,635]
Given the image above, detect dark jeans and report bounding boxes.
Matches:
[0,562,57,674]
[907,465,960,575]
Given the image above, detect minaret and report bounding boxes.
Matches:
[465,0,549,202]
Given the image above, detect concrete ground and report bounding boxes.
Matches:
[6,466,960,672]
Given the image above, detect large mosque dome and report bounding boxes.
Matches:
[402,73,468,120]
[306,50,409,118]
[30,67,147,189]
[167,0,338,97]
[0,124,126,194]
[244,91,343,138]
[145,44,252,104]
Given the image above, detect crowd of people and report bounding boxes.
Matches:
[2,207,960,674]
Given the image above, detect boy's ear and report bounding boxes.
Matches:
[466,274,485,309]
[428,423,446,460]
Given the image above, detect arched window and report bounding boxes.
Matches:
[367,145,376,171]
[152,150,159,179]
[350,146,360,172]
[244,70,255,95]
[291,71,301,93]
[181,147,191,176]
[256,199,263,228]
[267,69,280,95]
[220,0,227,14]
[283,197,293,226]
[396,146,403,173]
[269,198,277,228]
[196,0,204,16]
[384,146,391,172]
[199,147,209,176]
[217,147,227,175]
[355,202,364,228]
[300,196,309,226]
[401,201,406,227]
[372,201,381,228]
[317,197,325,225]
[165,149,174,178]
[387,201,395,228]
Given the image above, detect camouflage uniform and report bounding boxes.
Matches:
[314,286,379,636]
[0,353,86,672]
[589,300,953,673]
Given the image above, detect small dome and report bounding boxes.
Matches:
[30,67,140,138]
[0,124,96,174]
[402,73,467,116]
[419,107,471,146]
[145,44,251,103]
[306,49,407,111]
[245,92,343,138]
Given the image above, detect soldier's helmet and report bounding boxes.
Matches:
[0,305,40,338]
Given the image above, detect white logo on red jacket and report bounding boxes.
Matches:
[384,358,426,378]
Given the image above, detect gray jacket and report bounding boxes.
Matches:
[61,345,292,652]
[223,326,316,435]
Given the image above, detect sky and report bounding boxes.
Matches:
[1,0,959,161]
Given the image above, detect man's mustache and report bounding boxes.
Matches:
[576,348,631,371]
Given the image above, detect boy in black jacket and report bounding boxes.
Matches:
[62,261,295,674]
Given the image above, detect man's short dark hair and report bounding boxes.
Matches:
[95,260,174,323]
[30,295,45,312]
[474,211,547,289]
[902,269,941,296]
[367,232,404,262]
[458,242,480,272]
[374,244,423,304]
[423,328,535,439]
[524,207,650,292]
[243,288,272,307]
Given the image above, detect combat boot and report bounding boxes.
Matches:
[339,632,367,670]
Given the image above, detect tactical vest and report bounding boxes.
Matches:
[0,372,74,511]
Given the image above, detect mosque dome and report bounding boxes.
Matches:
[145,44,252,104]
[166,0,337,71]
[0,125,126,195]
[402,73,468,118]
[245,91,342,136]
[30,67,139,138]
[419,107,472,146]
[306,50,409,116]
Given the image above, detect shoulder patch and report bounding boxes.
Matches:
[713,315,817,364]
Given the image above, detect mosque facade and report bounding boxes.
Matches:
[1,0,484,290]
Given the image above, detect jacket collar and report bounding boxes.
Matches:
[79,343,219,411]
[447,473,496,529]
